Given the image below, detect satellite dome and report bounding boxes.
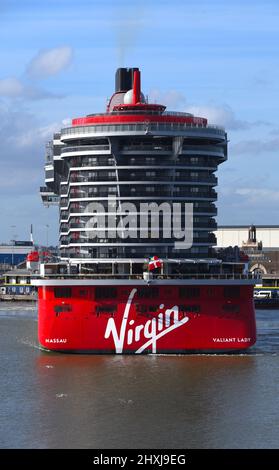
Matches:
[123,89,145,104]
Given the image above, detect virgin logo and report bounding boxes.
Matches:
[104,288,190,353]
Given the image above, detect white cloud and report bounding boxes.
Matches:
[0,47,72,100]
[231,138,279,155]
[148,88,186,109]
[0,103,65,172]
[269,128,279,136]
[185,104,272,130]
[0,77,63,100]
[0,103,61,243]
[185,104,249,130]
[0,168,41,190]
[220,186,279,207]
[12,121,63,149]
[234,188,279,206]
[0,78,24,97]
[146,95,269,131]
[26,46,73,79]
[216,183,279,225]
[24,86,63,100]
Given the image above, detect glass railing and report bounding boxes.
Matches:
[85,110,193,118]
[182,145,225,155]
[61,205,217,218]
[68,238,215,245]
[62,145,110,153]
[194,221,217,229]
[40,186,53,193]
[66,190,217,199]
[61,122,226,137]
[63,175,217,185]
[41,195,59,204]
[70,176,117,183]
[121,145,172,152]
[68,159,218,168]
[40,271,257,281]
[63,220,217,229]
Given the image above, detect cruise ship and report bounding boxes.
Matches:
[33,67,257,353]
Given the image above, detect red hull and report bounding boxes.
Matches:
[37,284,256,353]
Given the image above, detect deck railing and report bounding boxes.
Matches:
[39,272,259,281]
[61,123,226,137]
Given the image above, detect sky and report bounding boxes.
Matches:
[0,0,279,245]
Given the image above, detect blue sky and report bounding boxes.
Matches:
[0,0,279,244]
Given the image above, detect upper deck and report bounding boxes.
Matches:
[61,68,225,141]
[40,67,228,266]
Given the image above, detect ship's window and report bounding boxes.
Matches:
[207,288,214,297]
[54,304,72,313]
[79,289,88,297]
[95,305,116,313]
[223,287,240,298]
[149,305,159,312]
[179,304,200,313]
[137,287,159,298]
[222,304,240,313]
[136,304,148,313]
[95,287,117,299]
[179,287,200,298]
[54,287,72,298]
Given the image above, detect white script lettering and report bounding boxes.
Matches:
[104,288,190,353]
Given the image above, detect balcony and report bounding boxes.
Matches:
[69,158,115,167]
[69,222,86,229]
[66,174,217,184]
[40,186,53,194]
[194,206,217,215]
[181,145,225,156]
[62,144,110,154]
[68,158,219,170]
[70,175,117,183]
[67,187,217,199]
[66,229,216,243]
[194,221,217,229]
[65,203,217,215]
[121,145,172,152]
[64,218,217,231]
[120,146,172,155]
[41,194,60,206]
[60,198,68,206]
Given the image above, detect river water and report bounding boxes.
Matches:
[0,302,278,449]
